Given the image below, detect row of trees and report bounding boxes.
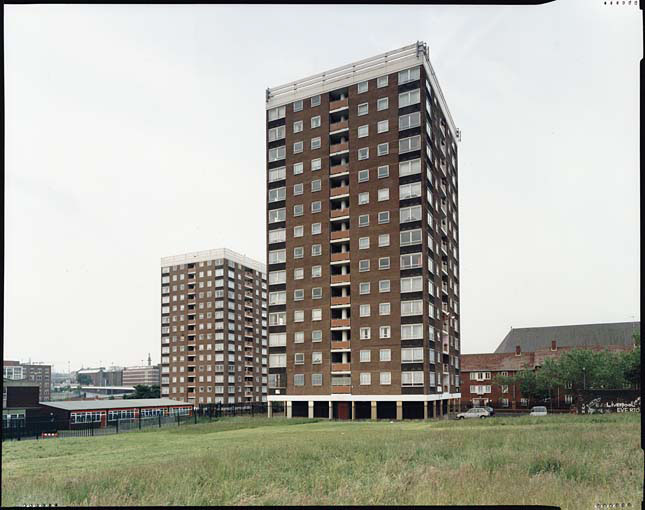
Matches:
[124,385,161,399]
[76,373,93,385]
[495,335,640,411]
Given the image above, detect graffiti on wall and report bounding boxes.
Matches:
[582,396,640,414]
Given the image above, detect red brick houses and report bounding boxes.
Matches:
[461,321,638,409]
[462,350,534,409]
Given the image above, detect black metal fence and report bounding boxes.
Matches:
[465,390,641,414]
[2,402,270,442]
[464,400,574,412]
[197,402,268,418]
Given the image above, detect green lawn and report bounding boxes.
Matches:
[2,414,642,508]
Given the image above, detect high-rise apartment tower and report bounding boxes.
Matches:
[265,42,461,420]
[160,249,268,405]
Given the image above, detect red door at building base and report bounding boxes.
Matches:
[337,402,350,420]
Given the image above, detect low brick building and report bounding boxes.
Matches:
[2,379,46,427]
[38,398,193,429]
[3,361,52,401]
[461,321,638,409]
[461,351,533,409]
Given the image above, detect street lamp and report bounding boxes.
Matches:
[582,367,586,390]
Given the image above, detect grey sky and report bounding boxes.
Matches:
[4,1,641,372]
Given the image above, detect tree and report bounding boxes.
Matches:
[539,348,629,412]
[77,374,92,385]
[495,367,552,408]
[621,345,641,389]
[125,385,160,399]
[494,348,634,412]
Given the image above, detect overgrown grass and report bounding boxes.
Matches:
[2,414,641,508]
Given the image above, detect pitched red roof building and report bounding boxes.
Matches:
[461,340,634,409]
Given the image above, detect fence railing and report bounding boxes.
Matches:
[464,392,641,414]
[197,402,268,418]
[2,402,270,442]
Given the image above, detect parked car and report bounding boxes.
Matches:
[530,406,548,416]
[485,406,495,416]
[456,407,490,420]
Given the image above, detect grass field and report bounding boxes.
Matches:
[2,414,642,508]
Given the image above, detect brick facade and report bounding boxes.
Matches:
[3,361,52,402]
[266,43,462,419]
[461,343,633,409]
[160,249,267,406]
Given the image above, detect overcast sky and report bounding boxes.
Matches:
[4,1,641,373]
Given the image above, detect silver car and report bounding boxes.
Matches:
[456,407,490,419]
[530,406,548,416]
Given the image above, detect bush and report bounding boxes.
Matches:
[528,456,562,476]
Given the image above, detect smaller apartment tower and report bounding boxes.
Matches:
[160,249,268,405]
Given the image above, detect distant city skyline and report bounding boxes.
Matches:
[26,320,639,374]
[6,358,156,374]
[4,2,640,373]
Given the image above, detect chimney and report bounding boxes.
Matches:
[515,345,521,356]
[551,340,557,351]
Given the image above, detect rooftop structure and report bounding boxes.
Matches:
[39,398,189,411]
[161,248,266,274]
[266,42,459,141]
[494,321,640,354]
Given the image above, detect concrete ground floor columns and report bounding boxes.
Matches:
[267,393,462,421]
